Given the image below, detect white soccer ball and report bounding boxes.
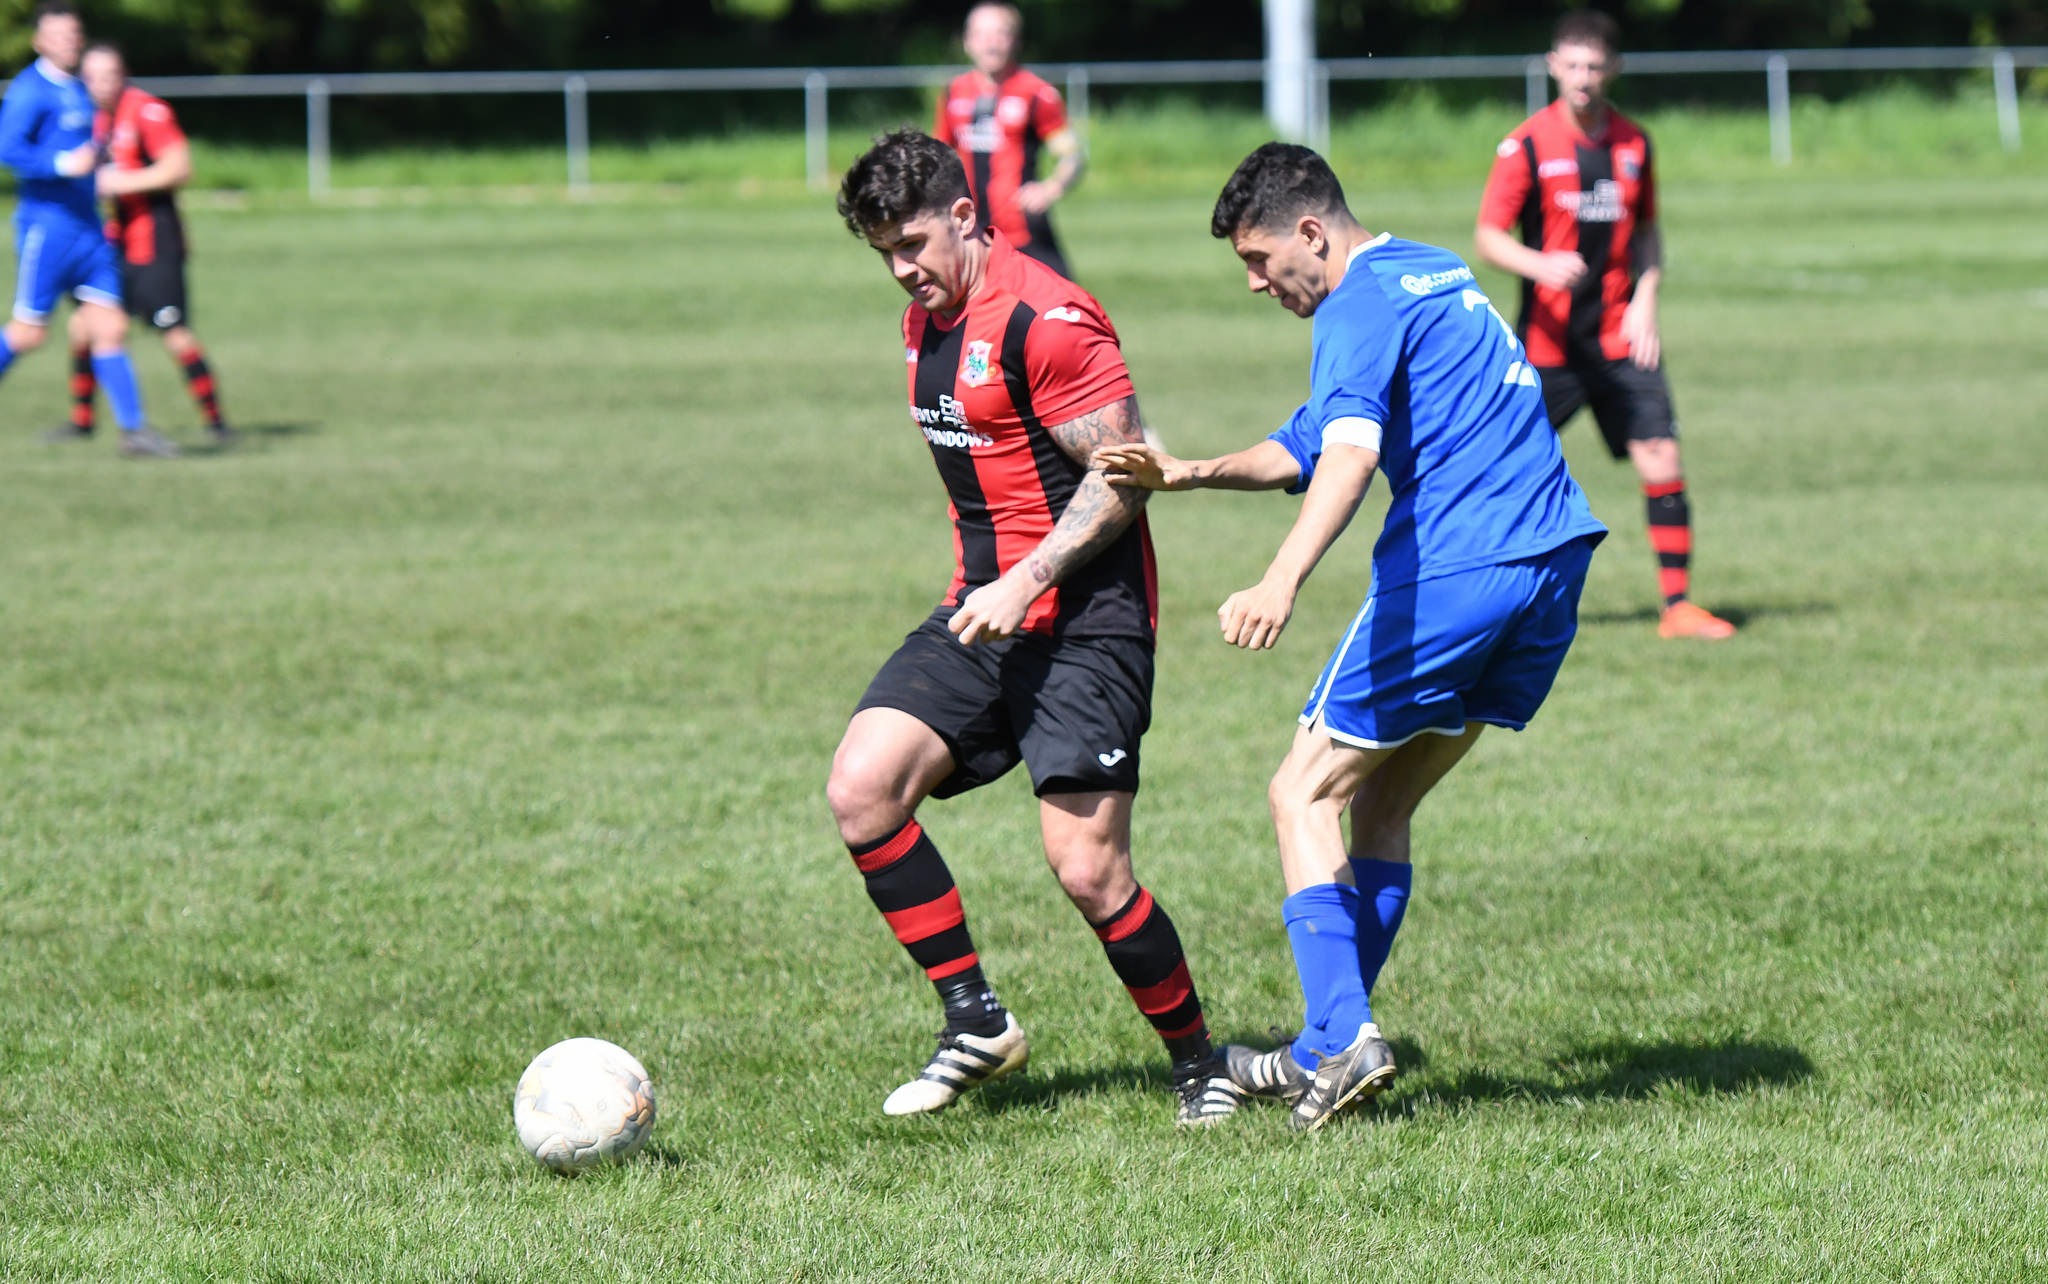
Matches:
[513,1037,657,1174]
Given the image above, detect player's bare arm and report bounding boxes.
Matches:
[1219,443,1380,650]
[97,139,189,199]
[1474,222,1586,291]
[1621,220,1662,370]
[949,393,1150,645]
[1092,439,1301,492]
[1017,128,1085,215]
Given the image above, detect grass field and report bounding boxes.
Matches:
[1,135,2046,1280]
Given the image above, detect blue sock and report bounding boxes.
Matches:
[1349,857,1413,997]
[1284,883,1372,1071]
[92,351,146,431]
[0,333,14,379]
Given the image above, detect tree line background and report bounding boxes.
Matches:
[3,0,2039,77]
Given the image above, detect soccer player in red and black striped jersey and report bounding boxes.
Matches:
[932,3,1084,281]
[1476,11,1734,640]
[55,42,231,443]
[829,129,1243,1127]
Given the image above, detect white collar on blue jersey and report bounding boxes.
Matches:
[35,57,77,84]
[1344,231,1393,271]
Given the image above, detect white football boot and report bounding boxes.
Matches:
[882,1012,1029,1115]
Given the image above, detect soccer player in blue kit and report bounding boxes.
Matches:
[0,3,170,457]
[1094,143,1608,1131]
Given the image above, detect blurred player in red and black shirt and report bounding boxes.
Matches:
[826,129,1242,1128]
[58,42,230,442]
[1476,11,1732,640]
[932,2,1084,280]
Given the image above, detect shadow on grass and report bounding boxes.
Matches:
[1578,600,1834,629]
[174,422,322,459]
[977,1061,1173,1115]
[1381,1035,1814,1117]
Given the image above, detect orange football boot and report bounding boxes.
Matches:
[1658,600,1737,640]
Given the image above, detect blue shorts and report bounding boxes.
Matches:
[13,215,123,324]
[1300,535,1598,749]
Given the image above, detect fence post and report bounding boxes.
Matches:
[1992,50,2021,152]
[804,71,829,190]
[565,75,590,196]
[306,78,330,200]
[1066,66,1089,145]
[1767,54,1791,165]
[1310,61,1331,155]
[1525,56,1547,116]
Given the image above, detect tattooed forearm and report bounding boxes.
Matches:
[1047,394,1146,463]
[1019,395,1149,588]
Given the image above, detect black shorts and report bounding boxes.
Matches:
[854,609,1153,799]
[122,253,190,331]
[1538,357,1677,460]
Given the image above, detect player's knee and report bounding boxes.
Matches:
[6,321,49,352]
[1045,843,1128,919]
[824,750,905,843]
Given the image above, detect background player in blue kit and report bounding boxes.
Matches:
[0,3,170,457]
[1094,143,1607,1131]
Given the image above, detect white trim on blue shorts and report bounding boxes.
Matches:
[73,285,120,309]
[1300,711,1472,751]
[14,224,48,324]
[1301,596,1374,729]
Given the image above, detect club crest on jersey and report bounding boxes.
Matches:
[961,339,996,386]
[1618,153,1641,180]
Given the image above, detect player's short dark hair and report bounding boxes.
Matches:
[1210,142,1352,241]
[83,39,125,63]
[1553,10,1622,55]
[33,1,81,23]
[837,128,972,238]
[966,2,1023,37]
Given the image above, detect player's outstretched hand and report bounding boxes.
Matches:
[949,575,1036,646]
[1092,443,1192,491]
[1534,250,1588,291]
[1218,579,1295,650]
[1015,180,1058,214]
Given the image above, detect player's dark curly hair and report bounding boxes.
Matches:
[837,129,972,238]
[1554,10,1622,54]
[1210,142,1351,240]
[32,1,81,22]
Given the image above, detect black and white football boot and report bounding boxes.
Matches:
[1174,1054,1251,1128]
[1222,1036,1312,1107]
[1290,1022,1397,1132]
[882,1013,1029,1116]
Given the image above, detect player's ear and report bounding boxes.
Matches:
[1545,49,1563,81]
[1297,215,1327,256]
[950,194,977,233]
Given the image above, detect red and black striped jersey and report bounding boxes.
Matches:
[933,68,1067,253]
[1479,100,1656,368]
[98,85,187,266]
[902,232,1155,640]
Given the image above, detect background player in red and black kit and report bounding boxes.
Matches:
[1476,11,1734,640]
[829,129,1243,1127]
[933,3,1084,281]
[53,42,230,443]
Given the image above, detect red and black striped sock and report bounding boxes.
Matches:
[1644,480,1692,607]
[178,347,223,429]
[1090,887,1211,1068]
[850,819,1006,1036]
[69,344,95,433]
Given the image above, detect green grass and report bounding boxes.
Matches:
[1,138,2046,1279]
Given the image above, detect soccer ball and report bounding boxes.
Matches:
[513,1037,657,1173]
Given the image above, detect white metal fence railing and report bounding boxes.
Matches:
[69,45,2048,196]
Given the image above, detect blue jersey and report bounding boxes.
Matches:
[1269,233,1605,590]
[0,59,100,227]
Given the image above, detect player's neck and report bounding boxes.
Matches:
[1563,98,1610,138]
[935,233,995,324]
[973,63,1018,89]
[1324,223,1376,292]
